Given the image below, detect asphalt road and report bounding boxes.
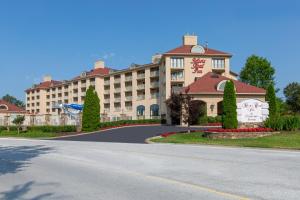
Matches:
[54,125,201,143]
[0,139,300,200]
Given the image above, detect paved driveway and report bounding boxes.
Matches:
[54,125,201,143]
[0,139,300,200]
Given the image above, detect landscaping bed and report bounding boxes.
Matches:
[203,128,276,139]
[99,119,161,130]
[151,131,300,150]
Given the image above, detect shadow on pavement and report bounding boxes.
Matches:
[0,145,53,176]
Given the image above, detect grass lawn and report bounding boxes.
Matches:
[0,130,64,138]
[151,131,300,150]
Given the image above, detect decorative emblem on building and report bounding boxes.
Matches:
[191,58,206,73]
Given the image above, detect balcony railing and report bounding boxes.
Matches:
[114,98,121,102]
[137,74,145,79]
[104,108,110,113]
[104,90,110,94]
[137,95,145,100]
[114,88,121,93]
[137,84,145,90]
[81,83,86,87]
[125,86,132,91]
[125,96,132,101]
[115,108,121,112]
[126,106,132,111]
[104,99,110,103]
[151,93,160,99]
[150,71,159,77]
[125,76,132,81]
[150,82,159,88]
[114,78,121,84]
[171,76,184,81]
[104,80,110,85]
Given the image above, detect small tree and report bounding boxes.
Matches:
[82,86,100,131]
[222,80,238,129]
[12,115,25,134]
[265,84,277,118]
[284,82,300,114]
[165,92,183,125]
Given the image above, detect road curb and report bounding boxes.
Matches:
[145,136,162,144]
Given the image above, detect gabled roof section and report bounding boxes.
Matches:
[184,72,266,94]
[164,45,231,56]
[0,99,26,113]
[72,67,110,80]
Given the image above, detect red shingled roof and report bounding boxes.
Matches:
[72,67,110,80]
[26,80,62,92]
[165,45,231,56]
[185,72,266,94]
[0,99,26,113]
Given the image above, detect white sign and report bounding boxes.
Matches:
[237,99,269,123]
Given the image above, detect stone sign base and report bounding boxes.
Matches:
[204,131,278,139]
[238,122,264,128]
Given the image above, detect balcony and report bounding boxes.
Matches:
[125,106,132,111]
[150,71,159,77]
[81,92,86,96]
[137,73,145,79]
[114,97,121,102]
[137,84,145,90]
[104,90,110,94]
[125,76,132,81]
[151,93,160,99]
[114,78,121,84]
[104,80,110,85]
[104,99,110,103]
[125,86,132,91]
[104,108,110,113]
[114,88,121,93]
[137,95,145,100]
[81,83,86,87]
[125,96,132,101]
[212,66,225,73]
[114,107,121,112]
[150,82,159,88]
[171,76,184,82]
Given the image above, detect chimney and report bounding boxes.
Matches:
[183,34,198,45]
[43,75,52,82]
[94,60,105,69]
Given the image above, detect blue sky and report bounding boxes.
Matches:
[0,0,299,100]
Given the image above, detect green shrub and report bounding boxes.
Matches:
[99,119,160,128]
[27,125,76,133]
[222,80,238,129]
[266,84,278,119]
[265,116,300,131]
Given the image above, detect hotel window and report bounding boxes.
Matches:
[212,58,225,69]
[171,57,184,68]
[171,71,184,80]
[37,102,40,106]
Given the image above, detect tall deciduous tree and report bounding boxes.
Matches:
[82,86,100,131]
[265,84,277,118]
[222,80,238,129]
[240,55,275,89]
[284,82,300,114]
[165,92,183,125]
[2,94,25,108]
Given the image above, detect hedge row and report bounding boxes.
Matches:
[265,116,300,131]
[198,116,222,125]
[0,125,77,133]
[99,119,161,128]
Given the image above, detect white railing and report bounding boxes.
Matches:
[137,74,145,79]
[114,78,121,84]
[151,93,160,99]
[125,96,132,101]
[125,86,132,91]
[126,106,132,111]
[125,76,132,81]
[104,80,110,85]
[137,95,145,100]
[137,84,145,89]
[114,98,121,102]
[150,71,159,77]
[104,99,110,103]
[150,82,159,88]
[114,88,121,93]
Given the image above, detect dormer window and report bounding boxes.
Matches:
[212,58,225,69]
[0,104,8,110]
[217,80,228,91]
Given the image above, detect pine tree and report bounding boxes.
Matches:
[222,80,238,129]
[82,86,100,131]
[265,84,277,119]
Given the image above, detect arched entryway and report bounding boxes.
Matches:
[190,100,207,125]
[136,105,145,119]
[150,104,159,119]
[217,101,223,116]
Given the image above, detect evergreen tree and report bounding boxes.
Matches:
[82,86,100,131]
[265,84,277,118]
[222,80,238,129]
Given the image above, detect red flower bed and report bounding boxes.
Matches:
[161,132,177,137]
[204,127,273,133]
[206,123,222,126]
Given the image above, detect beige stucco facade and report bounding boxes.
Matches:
[25,34,264,123]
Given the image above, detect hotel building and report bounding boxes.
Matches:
[25,35,266,123]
